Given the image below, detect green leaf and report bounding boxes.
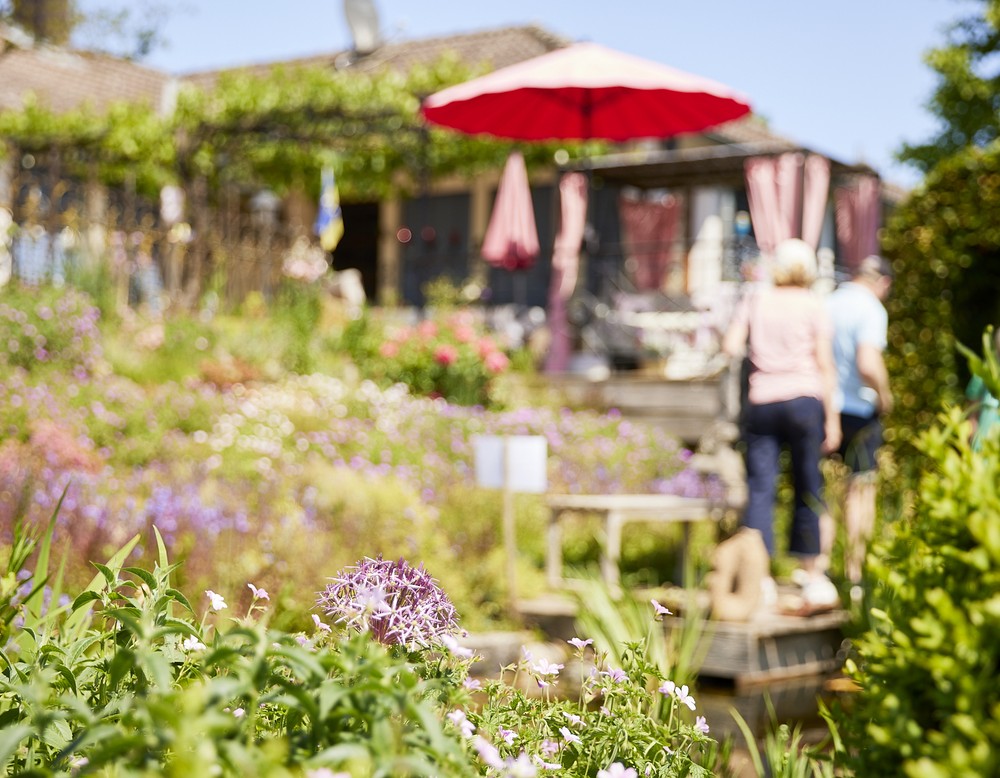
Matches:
[71,591,103,612]
[122,567,158,590]
[0,723,33,771]
[92,563,116,587]
[153,525,171,571]
[165,588,194,614]
[64,534,141,637]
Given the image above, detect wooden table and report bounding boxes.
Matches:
[545,493,721,593]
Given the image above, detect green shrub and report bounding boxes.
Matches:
[840,399,1000,777]
[0,525,720,776]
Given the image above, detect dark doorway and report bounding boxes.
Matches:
[332,201,379,301]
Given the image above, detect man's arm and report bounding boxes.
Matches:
[856,343,893,414]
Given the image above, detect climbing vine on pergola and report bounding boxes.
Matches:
[0,53,571,204]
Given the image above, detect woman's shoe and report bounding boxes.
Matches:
[800,575,840,613]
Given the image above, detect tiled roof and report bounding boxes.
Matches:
[180,24,571,90]
[0,41,172,115]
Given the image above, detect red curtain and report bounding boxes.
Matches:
[618,192,678,291]
[834,175,880,271]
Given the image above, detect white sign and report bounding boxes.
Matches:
[473,435,547,494]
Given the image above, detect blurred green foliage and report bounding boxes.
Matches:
[881,144,1000,462]
[840,399,1000,777]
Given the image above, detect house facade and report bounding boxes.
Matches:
[0,21,899,325]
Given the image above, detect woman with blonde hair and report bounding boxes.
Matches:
[723,238,842,612]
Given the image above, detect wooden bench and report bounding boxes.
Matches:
[545,493,722,593]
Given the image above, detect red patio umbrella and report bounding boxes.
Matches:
[421,41,751,142]
[421,41,751,372]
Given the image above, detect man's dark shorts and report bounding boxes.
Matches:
[837,413,882,473]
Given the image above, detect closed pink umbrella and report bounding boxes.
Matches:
[544,172,589,373]
[481,151,540,271]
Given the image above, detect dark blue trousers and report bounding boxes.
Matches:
[742,396,826,557]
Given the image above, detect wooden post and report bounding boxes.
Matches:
[502,437,518,612]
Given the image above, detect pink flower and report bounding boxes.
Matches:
[379,341,400,358]
[417,320,438,338]
[454,325,476,343]
[476,337,497,358]
[484,350,510,374]
[434,344,458,365]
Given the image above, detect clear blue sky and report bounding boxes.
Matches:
[92,0,972,189]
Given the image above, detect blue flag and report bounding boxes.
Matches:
[314,167,344,252]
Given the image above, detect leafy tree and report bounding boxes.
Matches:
[898,0,1000,173]
[881,143,1000,455]
[0,0,176,59]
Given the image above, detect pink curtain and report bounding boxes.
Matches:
[835,175,880,271]
[544,172,588,373]
[744,152,830,254]
[618,193,678,291]
[801,155,831,249]
[481,151,541,270]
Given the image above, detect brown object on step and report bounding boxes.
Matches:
[708,527,770,622]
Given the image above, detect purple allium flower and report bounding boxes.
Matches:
[317,555,460,648]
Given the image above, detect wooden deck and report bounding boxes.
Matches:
[667,609,849,688]
[516,592,849,688]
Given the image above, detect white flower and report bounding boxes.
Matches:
[312,613,332,633]
[463,677,482,691]
[205,590,227,612]
[562,712,585,728]
[232,707,245,718]
[567,637,593,650]
[498,727,517,745]
[508,753,539,777]
[447,709,475,738]
[559,726,581,745]
[658,680,676,696]
[182,636,206,652]
[650,599,672,619]
[531,753,562,771]
[247,583,269,601]
[531,658,564,677]
[440,633,474,658]
[598,763,638,778]
[695,715,710,734]
[473,735,504,770]
[306,769,351,778]
[675,684,696,711]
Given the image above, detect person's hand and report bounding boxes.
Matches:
[822,419,842,454]
[878,391,894,416]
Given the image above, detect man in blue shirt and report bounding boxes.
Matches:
[827,255,894,594]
